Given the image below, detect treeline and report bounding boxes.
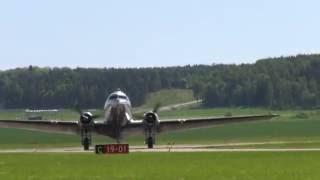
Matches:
[195,54,320,109]
[0,54,319,109]
[0,66,193,108]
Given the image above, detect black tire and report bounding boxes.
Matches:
[147,137,153,149]
[83,138,90,151]
[84,144,89,151]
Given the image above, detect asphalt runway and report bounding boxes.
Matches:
[1,142,320,153]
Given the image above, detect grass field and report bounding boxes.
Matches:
[0,109,99,121]
[1,152,320,179]
[134,89,196,110]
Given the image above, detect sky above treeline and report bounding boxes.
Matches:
[0,0,319,69]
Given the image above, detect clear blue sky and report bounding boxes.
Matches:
[0,0,319,69]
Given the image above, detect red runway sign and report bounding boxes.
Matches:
[95,144,129,154]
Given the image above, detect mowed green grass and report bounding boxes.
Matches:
[0,128,116,149]
[133,89,196,111]
[1,152,320,180]
[0,109,99,121]
[1,108,320,148]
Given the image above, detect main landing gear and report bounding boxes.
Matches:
[81,129,92,151]
[147,137,154,149]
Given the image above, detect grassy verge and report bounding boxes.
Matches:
[133,89,196,111]
[0,152,320,179]
[213,141,320,149]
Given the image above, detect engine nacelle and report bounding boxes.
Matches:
[143,112,160,128]
[78,112,94,150]
[143,112,160,148]
[79,112,94,126]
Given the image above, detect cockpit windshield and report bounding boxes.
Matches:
[109,94,127,100]
[109,95,118,100]
[119,95,127,99]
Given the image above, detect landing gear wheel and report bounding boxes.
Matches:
[147,137,153,149]
[83,138,90,151]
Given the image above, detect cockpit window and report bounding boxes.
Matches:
[119,95,127,99]
[109,95,118,100]
[109,95,127,100]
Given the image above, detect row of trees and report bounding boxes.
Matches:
[0,66,192,108]
[0,54,319,109]
[197,55,320,108]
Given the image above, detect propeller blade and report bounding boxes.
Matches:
[73,107,83,115]
[152,102,162,113]
[133,102,162,120]
[92,114,102,119]
[72,100,83,115]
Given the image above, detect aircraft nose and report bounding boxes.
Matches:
[114,98,120,103]
[111,98,124,107]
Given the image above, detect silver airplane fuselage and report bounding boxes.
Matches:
[103,90,133,140]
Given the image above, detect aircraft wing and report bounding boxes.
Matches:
[0,119,116,137]
[0,120,80,134]
[123,114,279,136]
[0,114,279,137]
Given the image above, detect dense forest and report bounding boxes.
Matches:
[0,54,319,109]
[198,55,320,109]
